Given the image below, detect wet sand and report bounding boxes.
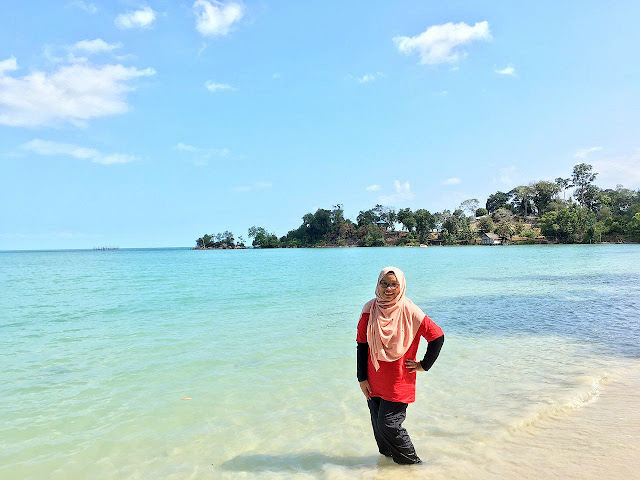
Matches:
[476,360,640,480]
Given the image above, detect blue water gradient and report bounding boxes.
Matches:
[1,245,639,479]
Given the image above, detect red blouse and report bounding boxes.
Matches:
[357,312,443,403]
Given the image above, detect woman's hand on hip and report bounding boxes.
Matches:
[405,359,424,373]
[359,380,372,400]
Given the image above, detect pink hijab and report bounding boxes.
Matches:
[364,266,425,370]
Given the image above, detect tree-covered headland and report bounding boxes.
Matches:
[195,163,640,249]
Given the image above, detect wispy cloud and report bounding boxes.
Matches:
[442,177,461,185]
[0,56,155,127]
[378,180,414,204]
[175,142,229,166]
[232,181,272,192]
[346,72,384,84]
[22,139,135,165]
[71,39,122,54]
[115,6,156,29]
[193,0,244,37]
[69,1,97,14]
[366,184,381,191]
[495,64,516,76]
[205,80,236,92]
[272,72,283,80]
[393,21,491,65]
[574,146,602,158]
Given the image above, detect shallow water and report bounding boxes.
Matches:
[1,245,639,479]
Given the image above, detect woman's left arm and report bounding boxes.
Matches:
[405,335,444,372]
[420,334,444,371]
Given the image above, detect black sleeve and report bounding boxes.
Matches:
[420,334,444,372]
[357,342,369,382]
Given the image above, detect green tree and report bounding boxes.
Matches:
[475,207,488,217]
[414,209,435,242]
[433,210,451,231]
[248,226,280,248]
[628,212,640,242]
[555,177,571,200]
[540,206,595,243]
[196,233,213,248]
[532,181,561,216]
[509,186,535,216]
[571,163,598,207]
[356,206,382,228]
[397,208,416,232]
[476,216,494,234]
[495,222,515,240]
[358,224,385,246]
[441,209,471,244]
[486,192,510,214]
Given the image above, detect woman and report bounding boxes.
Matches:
[356,266,444,465]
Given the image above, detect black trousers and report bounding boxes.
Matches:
[367,396,422,465]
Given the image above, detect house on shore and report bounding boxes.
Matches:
[481,232,502,245]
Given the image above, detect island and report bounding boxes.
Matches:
[194,163,640,249]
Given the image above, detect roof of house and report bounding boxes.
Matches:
[482,232,501,240]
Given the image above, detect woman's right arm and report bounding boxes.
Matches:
[356,312,372,399]
[357,342,368,382]
[357,343,372,399]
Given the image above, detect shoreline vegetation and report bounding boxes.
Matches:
[195,163,640,249]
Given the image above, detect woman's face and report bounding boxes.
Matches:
[379,273,400,299]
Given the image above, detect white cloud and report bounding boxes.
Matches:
[69,1,97,14]
[176,142,200,153]
[393,21,491,65]
[232,181,272,192]
[442,177,461,185]
[272,72,282,80]
[378,180,414,204]
[175,142,229,166]
[23,138,97,158]
[205,80,235,92]
[22,139,135,165]
[175,142,229,156]
[95,153,136,164]
[495,64,516,76]
[0,57,155,127]
[591,149,640,189]
[574,146,602,158]
[193,0,244,37]
[71,39,121,54]
[366,184,381,191]
[115,6,156,29]
[347,72,384,84]
[0,56,18,74]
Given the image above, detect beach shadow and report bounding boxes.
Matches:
[219,452,381,473]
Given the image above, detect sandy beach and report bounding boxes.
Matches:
[458,360,640,480]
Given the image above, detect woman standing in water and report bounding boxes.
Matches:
[357,266,444,465]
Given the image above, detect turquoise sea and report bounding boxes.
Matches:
[1,245,640,479]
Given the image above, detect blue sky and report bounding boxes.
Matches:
[1,0,639,249]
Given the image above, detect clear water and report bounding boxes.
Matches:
[1,245,639,479]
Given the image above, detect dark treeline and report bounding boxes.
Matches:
[195,163,640,249]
